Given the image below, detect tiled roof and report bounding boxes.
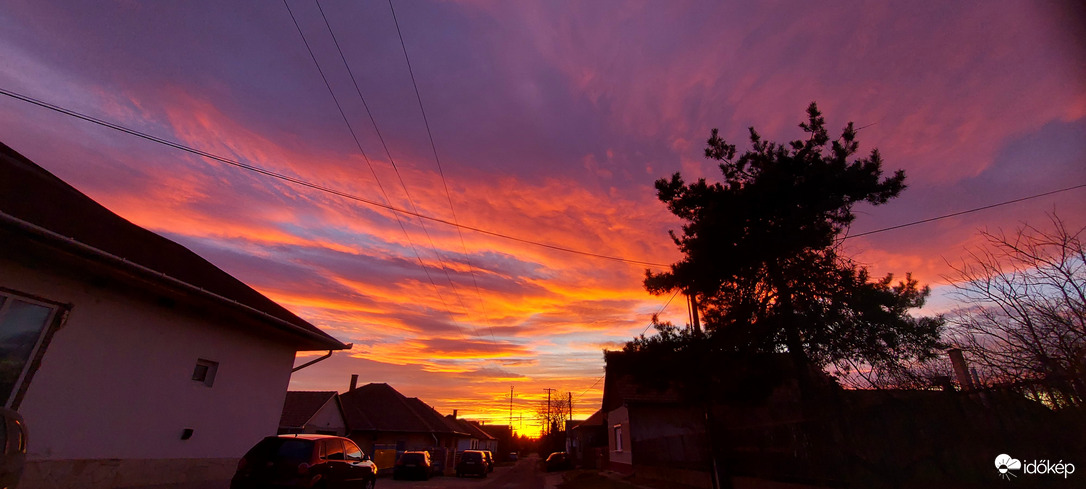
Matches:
[0,142,347,351]
[339,383,467,435]
[280,391,339,428]
[446,416,496,440]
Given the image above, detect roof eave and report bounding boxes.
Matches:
[0,211,349,351]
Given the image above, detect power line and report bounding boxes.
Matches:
[4,87,1081,268]
[0,88,670,268]
[573,289,681,402]
[289,0,474,339]
[845,183,1086,239]
[387,0,497,341]
[291,0,476,338]
[312,0,485,339]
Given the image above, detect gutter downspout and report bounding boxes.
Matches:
[292,350,334,372]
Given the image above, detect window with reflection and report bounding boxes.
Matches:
[345,441,363,461]
[0,292,59,408]
[323,439,345,461]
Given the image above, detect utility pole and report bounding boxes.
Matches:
[568,392,572,421]
[509,386,514,432]
[544,388,557,436]
[687,291,701,333]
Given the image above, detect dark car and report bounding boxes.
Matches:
[481,450,495,472]
[545,451,573,472]
[230,434,377,489]
[392,451,432,480]
[455,450,487,478]
[0,408,27,489]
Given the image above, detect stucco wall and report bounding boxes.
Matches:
[607,406,632,467]
[304,399,347,435]
[2,256,300,486]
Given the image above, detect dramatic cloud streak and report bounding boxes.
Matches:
[2,0,1083,435]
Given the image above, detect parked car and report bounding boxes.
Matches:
[545,451,574,472]
[230,434,377,489]
[481,450,495,472]
[0,408,27,489]
[455,450,487,478]
[393,451,432,480]
[508,451,518,461]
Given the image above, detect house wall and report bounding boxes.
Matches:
[304,399,347,435]
[606,406,632,473]
[3,257,299,488]
[456,437,480,451]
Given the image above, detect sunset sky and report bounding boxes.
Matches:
[1,1,1083,437]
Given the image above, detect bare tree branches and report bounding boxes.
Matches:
[945,213,1085,407]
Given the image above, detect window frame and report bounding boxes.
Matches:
[344,440,363,462]
[191,358,219,387]
[613,424,624,452]
[0,288,68,409]
[323,439,346,461]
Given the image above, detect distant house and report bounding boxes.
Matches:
[0,142,350,488]
[445,413,497,452]
[338,382,468,473]
[279,391,347,436]
[477,424,514,461]
[599,349,806,488]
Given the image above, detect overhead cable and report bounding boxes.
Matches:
[0,88,668,267]
[282,0,471,339]
[386,0,497,340]
[312,0,480,337]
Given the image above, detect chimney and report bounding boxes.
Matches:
[948,348,974,390]
[452,409,458,419]
[350,374,358,391]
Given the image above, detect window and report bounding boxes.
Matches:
[323,439,345,461]
[344,440,363,462]
[613,424,623,452]
[191,359,218,387]
[0,291,61,408]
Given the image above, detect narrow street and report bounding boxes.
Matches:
[379,454,561,489]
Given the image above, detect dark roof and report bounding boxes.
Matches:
[280,391,340,428]
[0,142,347,351]
[477,424,512,442]
[339,383,467,435]
[446,416,496,440]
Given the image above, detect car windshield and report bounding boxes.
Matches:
[462,452,482,461]
[547,453,565,461]
[401,452,426,464]
[244,438,313,466]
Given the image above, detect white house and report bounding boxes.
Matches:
[446,412,497,453]
[0,142,350,488]
[278,391,348,436]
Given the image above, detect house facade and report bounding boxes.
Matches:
[0,143,349,488]
[279,391,348,436]
[339,382,468,474]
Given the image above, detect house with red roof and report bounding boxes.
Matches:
[0,142,350,488]
[338,382,470,474]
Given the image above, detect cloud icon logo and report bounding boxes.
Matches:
[996,454,1022,479]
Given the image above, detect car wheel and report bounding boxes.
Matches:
[362,478,376,489]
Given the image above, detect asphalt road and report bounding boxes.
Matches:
[379,454,562,489]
